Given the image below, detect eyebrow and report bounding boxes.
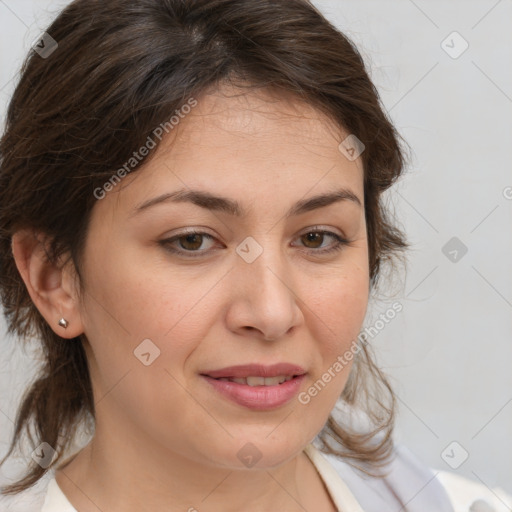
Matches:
[129,187,362,219]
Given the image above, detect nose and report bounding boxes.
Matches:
[225,239,305,341]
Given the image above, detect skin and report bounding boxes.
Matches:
[12,84,369,512]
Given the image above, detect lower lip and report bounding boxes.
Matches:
[201,374,306,410]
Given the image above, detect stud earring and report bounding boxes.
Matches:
[58,318,69,329]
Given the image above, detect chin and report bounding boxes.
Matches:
[206,433,309,470]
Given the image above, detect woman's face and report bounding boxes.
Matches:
[76,85,369,469]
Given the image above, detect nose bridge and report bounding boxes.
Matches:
[237,233,288,289]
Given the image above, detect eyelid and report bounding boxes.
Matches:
[158,226,350,258]
[297,224,345,238]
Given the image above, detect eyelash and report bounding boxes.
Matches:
[158,228,350,258]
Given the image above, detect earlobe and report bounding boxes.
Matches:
[11,229,84,339]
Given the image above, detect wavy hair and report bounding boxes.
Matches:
[0,0,409,494]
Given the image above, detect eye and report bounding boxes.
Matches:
[158,227,350,258]
[293,228,350,255]
[159,231,217,257]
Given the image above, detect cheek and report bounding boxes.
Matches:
[80,251,226,409]
[295,265,368,407]
[80,257,214,440]
[82,237,206,336]
[306,265,369,350]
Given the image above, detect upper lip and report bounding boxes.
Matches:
[201,363,306,379]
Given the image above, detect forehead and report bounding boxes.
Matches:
[107,84,364,218]
[171,84,348,151]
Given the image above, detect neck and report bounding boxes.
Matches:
[55,415,323,512]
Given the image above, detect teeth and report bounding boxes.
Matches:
[217,375,294,386]
[246,376,267,386]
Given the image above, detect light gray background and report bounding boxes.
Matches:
[1,0,511,496]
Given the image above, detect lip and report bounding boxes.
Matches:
[201,363,306,379]
[201,373,307,410]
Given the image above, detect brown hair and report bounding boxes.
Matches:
[0,0,409,495]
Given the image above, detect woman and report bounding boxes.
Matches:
[0,0,510,510]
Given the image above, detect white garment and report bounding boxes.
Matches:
[307,445,512,512]
[41,479,76,512]
[1,442,511,511]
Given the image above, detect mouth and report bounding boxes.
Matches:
[199,363,307,410]
[200,362,306,382]
[212,375,296,386]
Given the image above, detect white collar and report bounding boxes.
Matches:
[303,443,365,511]
[41,477,76,511]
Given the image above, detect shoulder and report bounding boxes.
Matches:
[317,441,512,512]
[434,469,512,512]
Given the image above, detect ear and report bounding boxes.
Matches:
[11,229,84,339]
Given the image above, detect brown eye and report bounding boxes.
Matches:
[178,233,204,251]
[294,229,349,255]
[301,232,324,249]
[159,231,217,257]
